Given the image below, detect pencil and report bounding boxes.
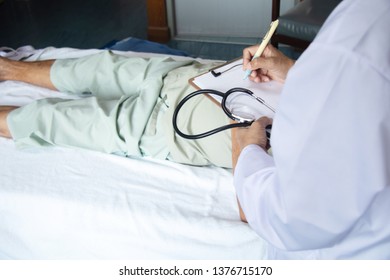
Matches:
[243,19,279,79]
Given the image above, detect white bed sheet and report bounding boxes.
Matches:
[0,47,265,259]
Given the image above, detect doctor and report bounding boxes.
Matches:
[235,0,390,259]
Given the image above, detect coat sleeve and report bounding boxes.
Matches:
[234,39,390,251]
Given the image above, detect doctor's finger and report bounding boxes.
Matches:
[249,69,270,83]
[242,45,260,68]
[255,116,273,127]
[250,56,275,72]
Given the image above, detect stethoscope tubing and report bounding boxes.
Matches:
[172,88,253,140]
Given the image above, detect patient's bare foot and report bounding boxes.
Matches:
[0,57,17,82]
[0,57,9,81]
[0,106,17,138]
[0,56,56,90]
[0,56,24,82]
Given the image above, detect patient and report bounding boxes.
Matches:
[0,44,292,169]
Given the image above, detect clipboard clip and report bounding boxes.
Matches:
[211,63,242,77]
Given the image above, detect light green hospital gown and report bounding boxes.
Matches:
[7,51,232,168]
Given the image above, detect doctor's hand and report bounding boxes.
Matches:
[243,44,295,83]
[235,117,273,152]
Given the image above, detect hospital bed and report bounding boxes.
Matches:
[0,45,266,259]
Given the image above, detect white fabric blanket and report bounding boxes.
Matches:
[0,47,265,259]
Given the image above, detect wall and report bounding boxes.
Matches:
[167,0,295,40]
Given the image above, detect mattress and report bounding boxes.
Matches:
[0,46,266,259]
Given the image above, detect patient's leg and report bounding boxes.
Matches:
[0,57,56,90]
[0,106,17,138]
[1,53,192,99]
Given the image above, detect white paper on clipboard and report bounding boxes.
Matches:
[189,58,283,118]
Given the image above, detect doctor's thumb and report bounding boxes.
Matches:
[255,116,273,127]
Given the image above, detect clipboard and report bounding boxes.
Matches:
[188,57,283,118]
[189,57,242,89]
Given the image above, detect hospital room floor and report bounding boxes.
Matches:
[0,0,300,61]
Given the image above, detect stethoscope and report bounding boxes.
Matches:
[172,87,274,140]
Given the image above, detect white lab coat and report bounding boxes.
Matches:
[234,0,390,259]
